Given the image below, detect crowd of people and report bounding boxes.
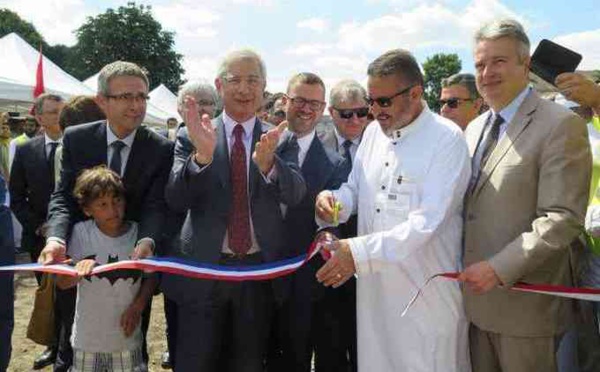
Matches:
[1,16,600,372]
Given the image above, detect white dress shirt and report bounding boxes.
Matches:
[334,128,360,162]
[321,107,472,371]
[106,124,137,176]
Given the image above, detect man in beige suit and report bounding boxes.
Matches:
[460,18,591,372]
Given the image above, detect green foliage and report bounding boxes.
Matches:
[592,70,600,83]
[65,2,184,92]
[0,8,45,47]
[422,53,462,112]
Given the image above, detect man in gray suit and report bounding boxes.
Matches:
[460,19,591,372]
[163,49,306,372]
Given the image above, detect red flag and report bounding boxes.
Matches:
[33,45,45,99]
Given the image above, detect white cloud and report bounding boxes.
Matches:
[297,18,330,33]
[337,0,524,53]
[284,43,332,56]
[554,29,600,71]
[182,56,219,81]
[152,4,220,38]
[1,0,91,45]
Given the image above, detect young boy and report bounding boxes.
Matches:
[56,166,153,372]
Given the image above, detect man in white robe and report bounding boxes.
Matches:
[315,49,471,372]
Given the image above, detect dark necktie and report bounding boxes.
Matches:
[109,140,126,176]
[342,140,353,163]
[48,142,58,184]
[228,125,251,255]
[479,114,505,169]
[287,134,300,164]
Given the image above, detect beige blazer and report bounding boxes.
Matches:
[463,90,591,337]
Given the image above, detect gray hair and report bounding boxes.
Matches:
[34,93,64,115]
[177,80,219,110]
[367,49,424,87]
[97,61,149,96]
[474,18,530,62]
[441,73,480,100]
[329,80,368,107]
[216,49,267,81]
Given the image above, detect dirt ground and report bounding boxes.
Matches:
[8,265,169,372]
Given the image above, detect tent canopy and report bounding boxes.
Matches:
[0,33,170,127]
[0,33,94,103]
[149,84,181,121]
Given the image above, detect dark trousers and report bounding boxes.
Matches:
[53,287,76,372]
[278,261,352,372]
[175,253,272,372]
[164,295,178,365]
[0,206,14,371]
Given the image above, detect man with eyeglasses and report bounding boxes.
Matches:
[460,19,590,372]
[10,93,67,370]
[318,78,370,372]
[163,49,305,371]
[157,78,220,369]
[270,72,350,372]
[39,61,174,369]
[439,73,483,130]
[315,49,471,371]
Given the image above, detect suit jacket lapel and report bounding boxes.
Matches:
[473,92,539,198]
[213,116,230,189]
[123,127,146,182]
[302,137,328,193]
[95,121,108,165]
[249,118,263,198]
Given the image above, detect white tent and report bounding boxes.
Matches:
[0,32,94,106]
[0,32,169,127]
[149,84,181,121]
[82,72,173,127]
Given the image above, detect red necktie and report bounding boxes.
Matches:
[228,124,252,255]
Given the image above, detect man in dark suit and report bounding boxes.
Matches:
[39,61,174,366]
[274,73,350,372]
[162,49,306,372]
[317,79,370,372]
[9,93,65,370]
[0,174,14,371]
[159,79,220,369]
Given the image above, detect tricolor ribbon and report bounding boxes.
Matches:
[401,272,600,317]
[0,241,324,282]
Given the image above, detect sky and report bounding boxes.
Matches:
[1,0,599,96]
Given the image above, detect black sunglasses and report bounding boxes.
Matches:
[367,85,415,108]
[333,107,370,119]
[273,110,286,119]
[439,97,473,109]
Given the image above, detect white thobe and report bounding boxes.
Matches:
[326,107,472,372]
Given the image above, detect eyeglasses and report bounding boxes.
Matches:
[197,100,215,107]
[224,75,263,88]
[439,97,473,109]
[105,93,150,103]
[287,96,326,111]
[367,85,415,108]
[333,107,370,119]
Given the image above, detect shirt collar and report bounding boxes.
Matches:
[334,127,360,147]
[296,129,316,154]
[493,86,531,124]
[387,105,429,141]
[223,110,256,141]
[44,133,61,145]
[106,122,137,148]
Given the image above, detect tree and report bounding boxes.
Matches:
[422,53,462,112]
[0,8,45,47]
[66,2,184,92]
